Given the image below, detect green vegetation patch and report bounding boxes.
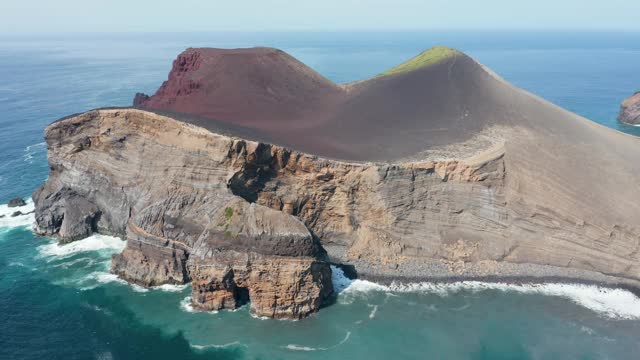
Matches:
[380,46,459,77]
[224,207,234,220]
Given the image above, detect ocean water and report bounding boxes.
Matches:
[1,31,640,359]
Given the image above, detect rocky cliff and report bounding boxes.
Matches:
[34,47,640,319]
[33,110,332,319]
[619,91,640,125]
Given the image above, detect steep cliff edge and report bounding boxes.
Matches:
[33,47,640,319]
[619,91,640,125]
[33,110,332,319]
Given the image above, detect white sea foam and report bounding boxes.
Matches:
[0,199,35,229]
[249,313,270,320]
[389,281,640,320]
[37,234,125,259]
[82,302,113,317]
[426,304,439,312]
[8,261,36,271]
[82,271,148,292]
[330,265,354,293]
[285,344,317,351]
[152,283,189,292]
[23,142,46,164]
[191,341,244,350]
[330,265,387,305]
[95,351,114,360]
[451,303,471,311]
[284,331,351,352]
[179,296,226,314]
[330,265,640,319]
[51,257,98,269]
[180,296,196,312]
[368,304,378,319]
[580,325,595,335]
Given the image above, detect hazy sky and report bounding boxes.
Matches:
[2,0,640,33]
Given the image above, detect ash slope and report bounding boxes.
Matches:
[137,47,640,164]
[137,46,510,161]
[33,47,640,320]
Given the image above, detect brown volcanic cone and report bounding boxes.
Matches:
[141,47,344,131]
[138,46,638,167]
[139,46,514,160]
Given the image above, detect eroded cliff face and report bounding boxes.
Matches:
[619,92,640,125]
[34,108,640,318]
[33,109,332,319]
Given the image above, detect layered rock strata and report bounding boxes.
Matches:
[33,47,640,319]
[35,108,640,297]
[33,110,332,319]
[619,91,640,125]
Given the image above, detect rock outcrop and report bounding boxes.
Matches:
[132,92,150,107]
[619,91,640,125]
[8,198,26,208]
[33,47,640,319]
[33,110,333,318]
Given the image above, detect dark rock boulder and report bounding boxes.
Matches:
[33,187,101,243]
[132,92,150,107]
[10,210,34,217]
[8,198,26,208]
[618,91,640,125]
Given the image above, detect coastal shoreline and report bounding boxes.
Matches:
[326,246,640,297]
[358,271,640,299]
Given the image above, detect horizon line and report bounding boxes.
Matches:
[2,29,640,36]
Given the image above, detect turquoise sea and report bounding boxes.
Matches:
[1,32,640,359]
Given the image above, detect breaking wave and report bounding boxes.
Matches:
[368,304,378,319]
[152,283,189,292]
[330,265,640,320]
[0,199,35,229]
[180,296,195,312]
[190,341,245,350]
[249,313,269,320]
[23,142,46,164]
[284,331,352,351]
[37,234,125,259]
[81,272,148,293]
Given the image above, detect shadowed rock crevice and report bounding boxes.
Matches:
[226,143,285,203]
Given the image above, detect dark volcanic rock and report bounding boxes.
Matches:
[33,187,102,243]
[618,91,640,125]
[132,92,150,107]
[8,198,26,207]
[11,210,34,217]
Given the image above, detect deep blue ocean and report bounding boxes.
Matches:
[1,32,640,359]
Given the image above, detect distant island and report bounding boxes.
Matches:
[619,91,640,125]
[33,46,640,319]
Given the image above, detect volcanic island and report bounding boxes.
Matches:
[33,46,640,319]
